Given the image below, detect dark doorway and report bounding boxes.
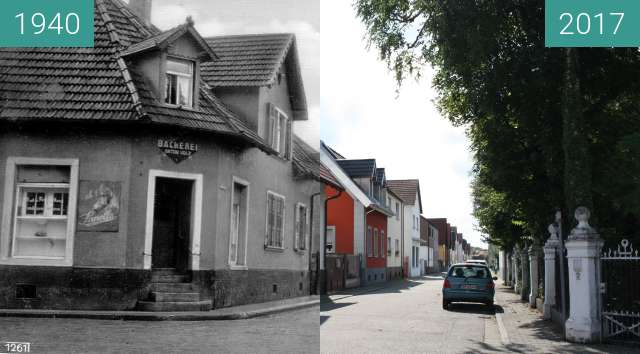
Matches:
[152,177,192,272]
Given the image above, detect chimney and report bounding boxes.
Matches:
[129,0,152,25]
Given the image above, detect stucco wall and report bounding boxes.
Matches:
[386,193,402,268]
[0,128,133,268]
[325,185,354,254]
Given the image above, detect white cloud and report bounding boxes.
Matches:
[320,0,483,248]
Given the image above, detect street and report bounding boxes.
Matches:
[0,307,319,354]
[320,277,636,354]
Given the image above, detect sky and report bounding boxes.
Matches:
[320,1,484,248]
[142,0,320,146]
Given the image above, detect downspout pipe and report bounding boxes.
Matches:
[322,188,342,294]
[309,191,321,295]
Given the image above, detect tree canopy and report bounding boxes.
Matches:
[356,0,640,248]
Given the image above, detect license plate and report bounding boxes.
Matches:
[461,285,477,290]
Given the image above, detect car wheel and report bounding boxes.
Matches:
[442,300,449,310]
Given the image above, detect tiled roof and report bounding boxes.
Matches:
[203,33,308,121]
[202,33,293,87]
[375,168,386,185]
[387,179,422,209]
[292,135,342,189]
[0,0,269,152]
[336,159,376,178]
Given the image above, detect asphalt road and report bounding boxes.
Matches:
[320,276,501,354]
[0,307,319,354]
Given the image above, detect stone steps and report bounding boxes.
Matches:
[150,291,200,302]
[136,268,211,312]
[136,300,212,312]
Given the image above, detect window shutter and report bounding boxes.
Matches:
[285,118,292,159]
[294,205,300,250]
[267,103,276,147]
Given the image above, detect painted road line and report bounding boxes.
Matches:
[495,311,511,345]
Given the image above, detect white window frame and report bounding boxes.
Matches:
[325,225,336,254]
[228,176,250,270]
[165,57,194,108]
[269,106,291,159]
[1,157,79,267]
[265,190,286,251]
[144,170,203,270]
[294,202,309,252]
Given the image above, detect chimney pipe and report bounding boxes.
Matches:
[129,0,152,25]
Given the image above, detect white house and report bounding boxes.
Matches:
[387,180,423,278]
[386,190,403,280]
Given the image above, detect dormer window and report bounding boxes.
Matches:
[165,58,194,108]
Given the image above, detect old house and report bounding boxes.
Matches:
[0,0,318,311]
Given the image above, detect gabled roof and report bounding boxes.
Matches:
[387,179,423,212]
[0,0,270,153]
[336,159,376,179]
[121,19,218,60]
[375,168,386,186]
[292,135,342,190]
[320,142,393,217]
[202,33,308,121]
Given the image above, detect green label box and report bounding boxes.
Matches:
[545,0,640,47]
[0,0,94,48]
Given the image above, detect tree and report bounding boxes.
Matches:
[356,0,640,247]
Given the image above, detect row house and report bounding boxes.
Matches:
[321,144,394,288]
[420,216,439,273]
[427,218,450,270]
[0,0,319,311]
[386,189,403,280]
[387,180,423,278]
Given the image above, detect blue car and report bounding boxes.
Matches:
[442,263,496,309]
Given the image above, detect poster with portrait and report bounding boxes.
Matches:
[77,181,121,232]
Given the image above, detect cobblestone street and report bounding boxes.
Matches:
[320,277,638,354]
[0,307,319,354]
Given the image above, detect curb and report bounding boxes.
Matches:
[0,299,319,321]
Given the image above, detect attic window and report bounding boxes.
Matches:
[165,58,194,108]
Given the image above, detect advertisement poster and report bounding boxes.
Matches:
[77,181,121,232]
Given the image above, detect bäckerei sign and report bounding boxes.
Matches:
[158,139,198,163]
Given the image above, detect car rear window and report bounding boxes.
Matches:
[448,265,491,279]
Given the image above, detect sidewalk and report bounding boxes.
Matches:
[492,284,635,353]
[0,295,319,321]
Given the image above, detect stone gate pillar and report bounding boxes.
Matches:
[521,247,530,301]
[512,247,520,292]
[565,207,603,343]
[529,246,539,307]
[543,224,560,319]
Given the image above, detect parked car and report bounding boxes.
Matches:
[466,259,487,265]
[442,263,496,309]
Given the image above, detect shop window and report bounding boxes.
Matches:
[165,58,194,108]
[294,203,308,251]
[229,178,249,267]
[265,191,285,249]
[1,158,78,266]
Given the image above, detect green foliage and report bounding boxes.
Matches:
[356,0,640,247]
